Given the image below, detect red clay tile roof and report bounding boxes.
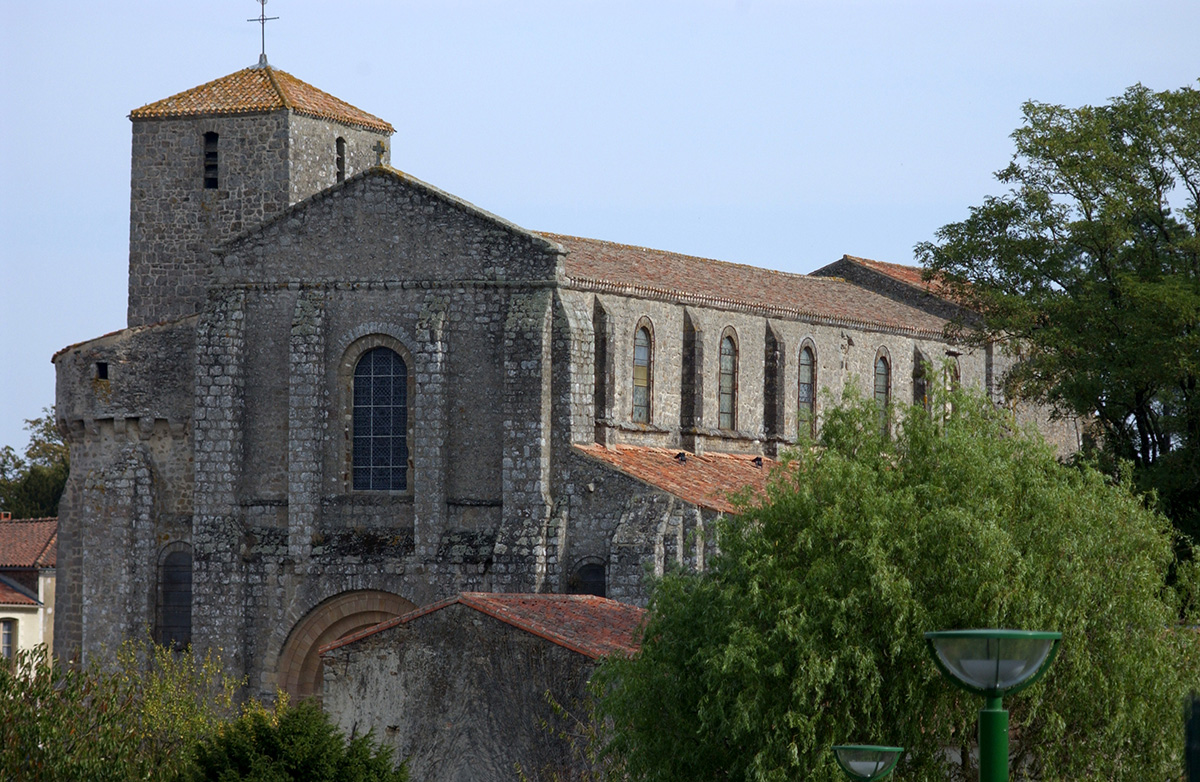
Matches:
[0,518,57,568]
[130,65,394,134]
[543,233,950,337]
[322,593,646,660]
[0,575,37,606]
[574,444,776,515]
[840,254,950,296]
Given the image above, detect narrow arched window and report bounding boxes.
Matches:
[913,354,929,411]
[719,333,738,431]
[353,347,409,491]
[568,562,607,598]
[157,548,192,650]
[632,325,652,424]
[203,132,219,189]
[335,137,346,183]
[874,354,891,437]
[798,345,816,437]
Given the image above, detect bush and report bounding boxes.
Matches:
[0,640,238,782]
[188,696,407,782]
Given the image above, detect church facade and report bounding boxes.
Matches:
[52,61,1078,699]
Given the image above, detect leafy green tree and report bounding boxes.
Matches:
[915,82,1200,538]
[0,639,238,782]
[594,390,1199,781]
[189,696,407,782]
[0,407,69,518]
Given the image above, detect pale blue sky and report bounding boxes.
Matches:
[1,0,1197,452]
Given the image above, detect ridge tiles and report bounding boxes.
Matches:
[130,65,394,134]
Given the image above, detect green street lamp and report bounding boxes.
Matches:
[925,629,1061,782]
[831,745,904,781]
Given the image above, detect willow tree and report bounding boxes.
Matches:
[594,390,1199,781]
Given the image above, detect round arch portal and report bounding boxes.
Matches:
[277,590,416,702]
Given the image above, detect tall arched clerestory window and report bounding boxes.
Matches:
[632,322,653,424]
[156,544,192,650]
[874,351,891,437]
[798,343,816,438]
[335,137,346,183]
[353,347,409,491]
[913,350,930,412]
[719,331,738,431]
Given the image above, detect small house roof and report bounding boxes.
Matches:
[0,517,57,568]
[322,592,646,660]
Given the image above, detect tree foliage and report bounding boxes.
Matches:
[915,82,1200,537]
[0,639,238,782]
[594,390,1199,781]
[0,407,69,518]
[189,696,407,782]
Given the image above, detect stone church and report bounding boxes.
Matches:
[52,59,1078,700]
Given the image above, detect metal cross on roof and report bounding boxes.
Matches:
[248,0,279,60]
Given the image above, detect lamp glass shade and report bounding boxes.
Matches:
[925,629,1061,697]
[831,745,903,781]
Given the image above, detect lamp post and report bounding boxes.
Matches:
[831,745,904,781]
[924,629,1061,782]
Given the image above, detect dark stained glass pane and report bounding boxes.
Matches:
[157,549,192,649]
[719,335,736,430]
[632,327,652,424]
[352,347,408,490]
[798,346,815,435]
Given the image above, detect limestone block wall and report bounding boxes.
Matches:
[322,604,596,782]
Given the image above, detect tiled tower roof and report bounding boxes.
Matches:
[130,63,394,134]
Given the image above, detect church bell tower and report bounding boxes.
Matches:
[125,59,394,327]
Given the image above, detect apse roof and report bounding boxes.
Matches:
[321,592,646,660]
[129,62,394,133]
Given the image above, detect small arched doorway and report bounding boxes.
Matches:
[277,590,416,702]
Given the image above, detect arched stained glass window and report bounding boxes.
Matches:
[353,347,409,491]
[719,333,738,431]
[632,325,652,424]
[157,547,192,650]
[798,345,816,437]
[874,354,891,437]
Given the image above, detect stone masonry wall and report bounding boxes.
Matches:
[53,320,196,660]
[322,603,597,782]
[128,114,291,327]
[128,111,391,328]
[288,114,388,203]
